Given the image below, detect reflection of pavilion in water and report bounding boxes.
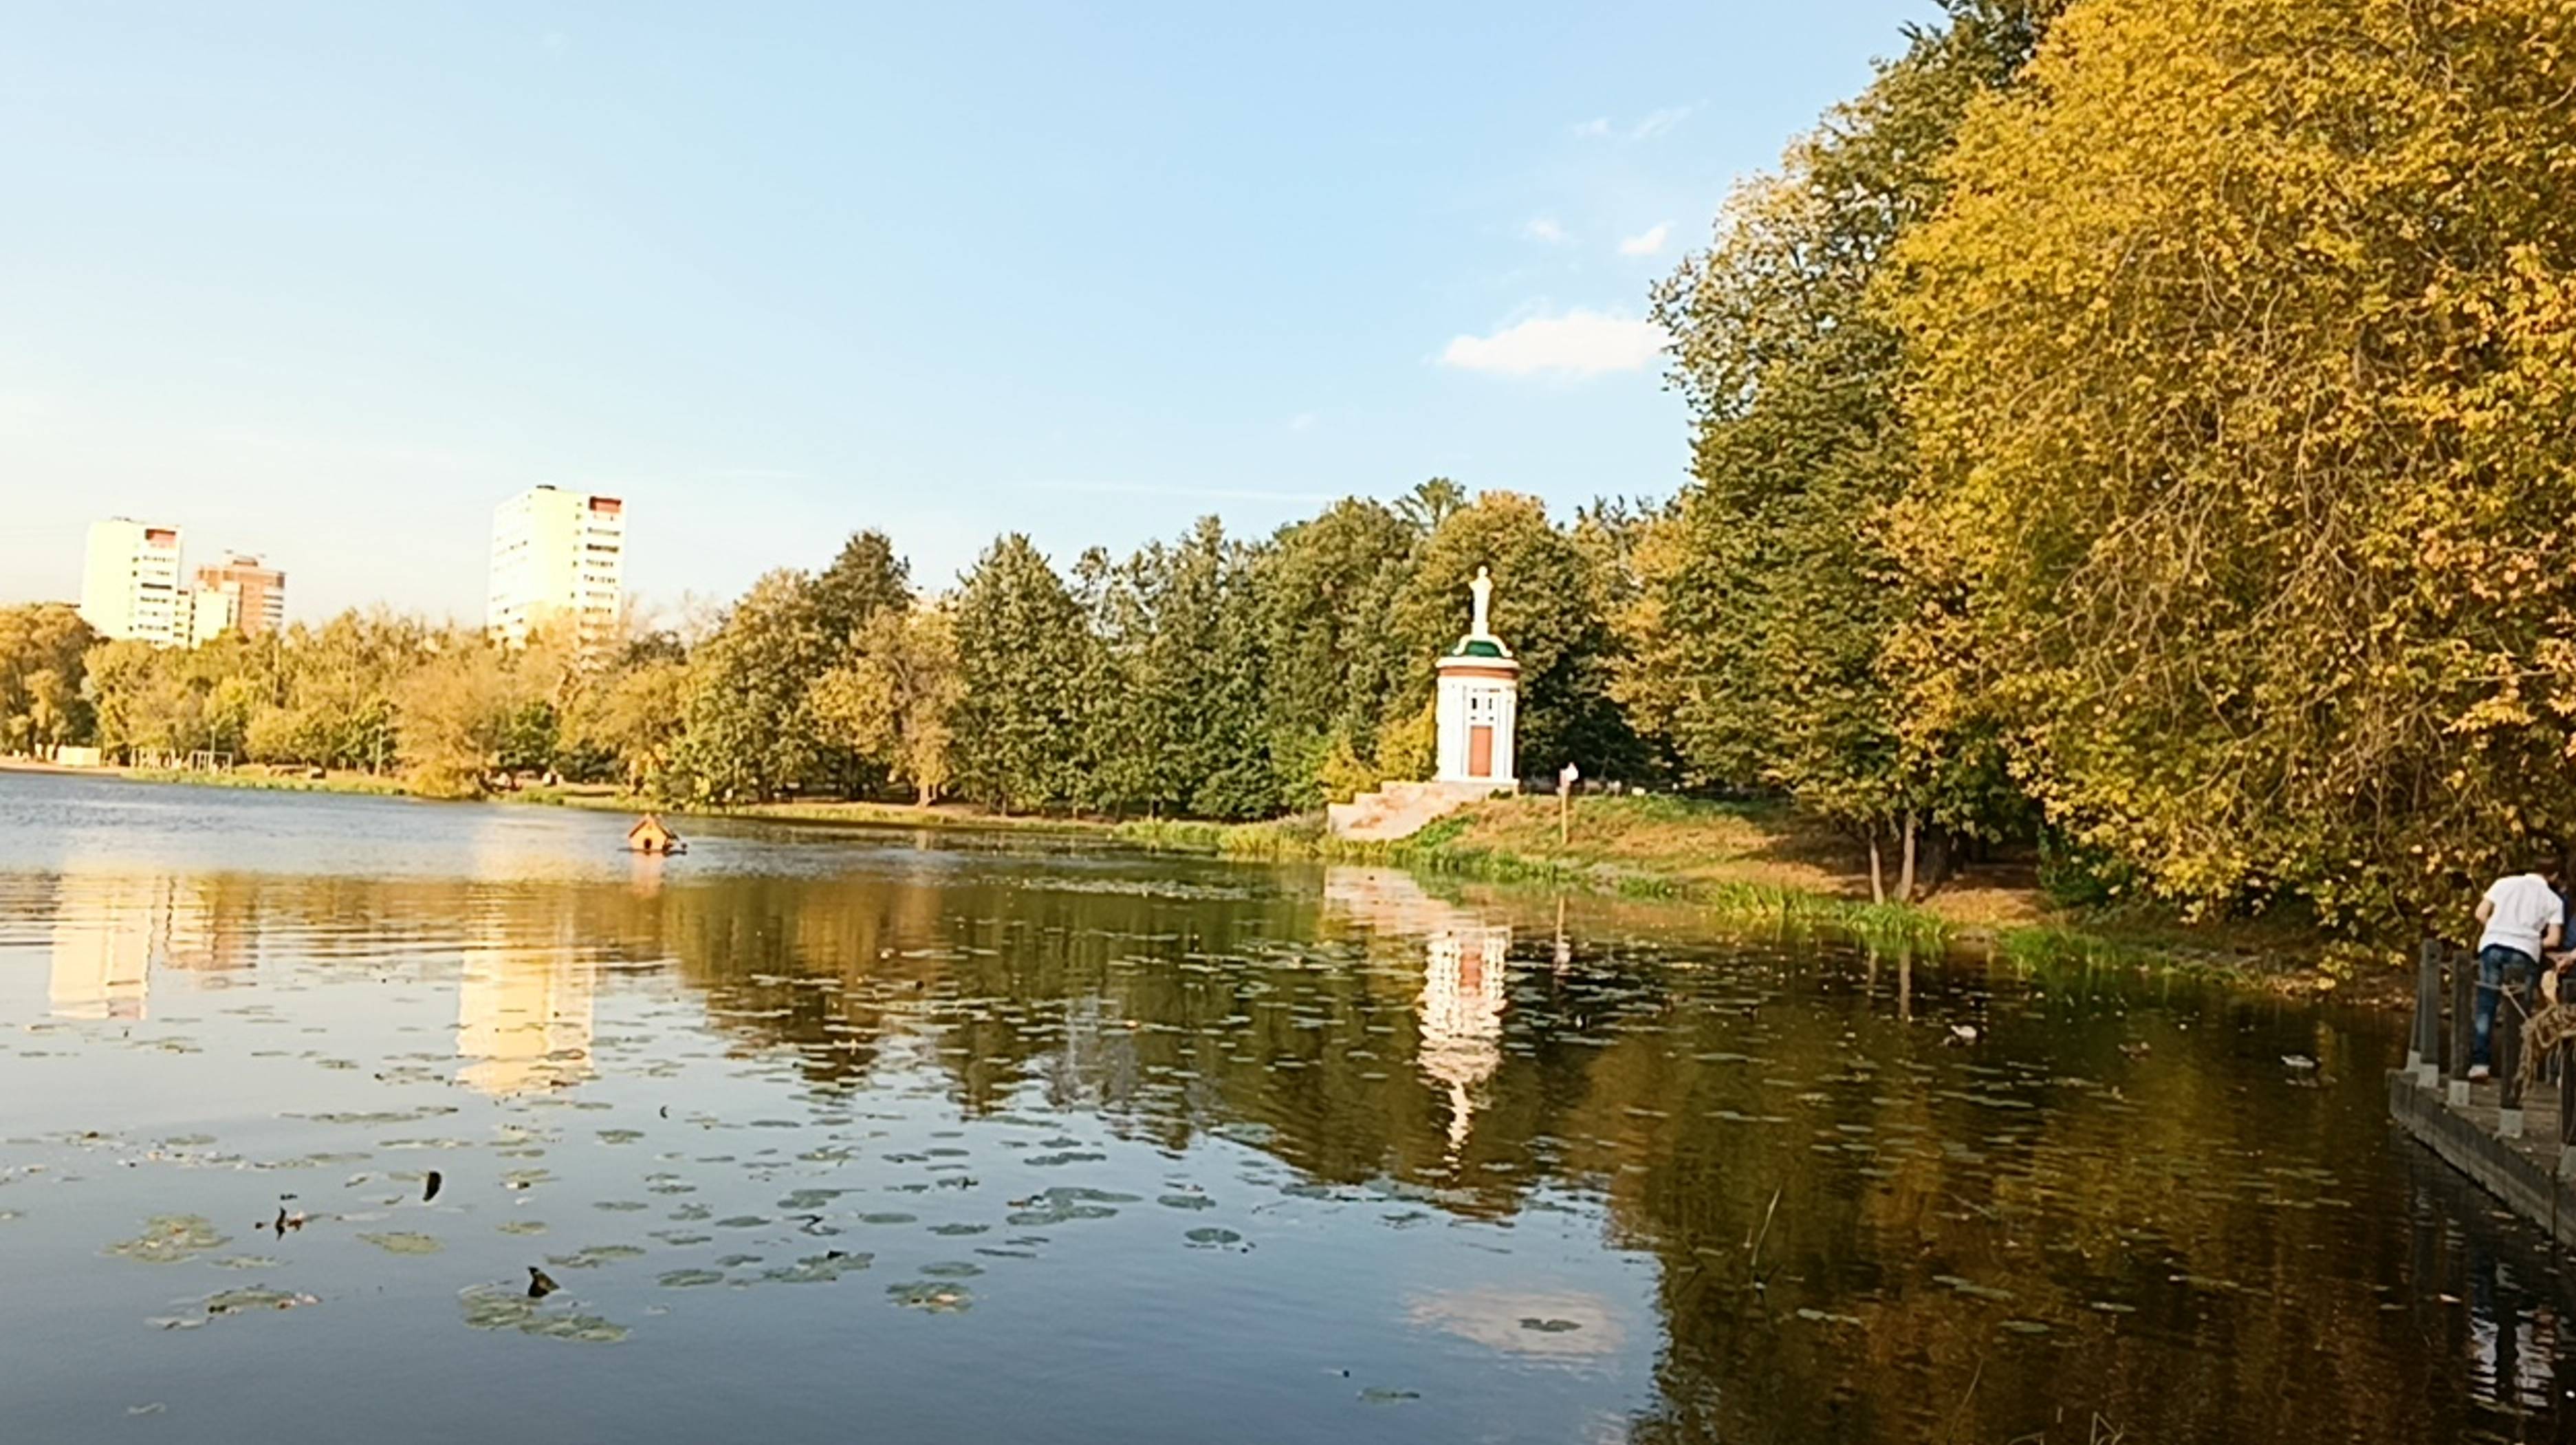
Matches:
[457,911,598,1097]
[1323,867,1510,1156]
[47,873,251,1020]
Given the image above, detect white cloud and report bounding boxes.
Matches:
[1521,216,1569,244]
[1628,106,1692,140]
[1287,411,1317,433]
[1570,117,1612,139]
[1439,309,1669,378]
[1617,221,1672,257]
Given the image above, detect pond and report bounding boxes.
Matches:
[0,770,2564,1443]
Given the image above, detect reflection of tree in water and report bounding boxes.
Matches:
[36,861,2576,1440]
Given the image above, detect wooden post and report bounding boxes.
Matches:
[2498,979,2526,1136]
[2450,947,2476,1107]
[2412,938,2442,1086]
[2559,1034,2576,1167]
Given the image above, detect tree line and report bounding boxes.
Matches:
[0,480,1650,819]
[1632,0,2576,932]
[10,0,2575,936]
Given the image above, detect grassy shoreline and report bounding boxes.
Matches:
[43,763,1112,834]
[1113,797,2370,1003]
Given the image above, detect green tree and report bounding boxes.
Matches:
[0,603,98,751]
[393,635,512,796]
[1115,519,1279,818]
[1395,477,1467,532]
[950,535,1095,812]
[811,605,963,805]
[1632,0,2050,893]
[1255,498,1420,804]
[574,658,691,793]
[809,531,913,646]
[666,571,831,803]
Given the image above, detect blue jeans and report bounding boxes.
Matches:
[2474,944,2535,1068]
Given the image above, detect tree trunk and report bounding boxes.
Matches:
[1868,831,1887,905]
[1898,811,1918,902]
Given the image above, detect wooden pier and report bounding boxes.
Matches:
[2388,939,2576,1246]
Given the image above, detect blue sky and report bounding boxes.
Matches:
[1,1,1928,622]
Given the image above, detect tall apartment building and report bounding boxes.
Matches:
[79,519,186,646]
[185,554,287,645]
[487,486,626,647]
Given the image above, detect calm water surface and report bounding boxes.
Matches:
[0,772,2566,1443]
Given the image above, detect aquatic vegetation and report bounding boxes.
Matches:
[457,1283,628,1344]
[546,1245,646,1270]
[358,1232,443,1255]
[760,1250,873,1284]
[105,1215,228,1265]
[886,1280,972,1312]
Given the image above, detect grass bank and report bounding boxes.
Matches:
[75,764,1106,834]
[114,766,415,798]
[1116,794,2364,999]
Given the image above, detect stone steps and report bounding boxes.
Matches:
[1327,779,1512,843]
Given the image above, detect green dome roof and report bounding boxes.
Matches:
[1449,637,1509,659]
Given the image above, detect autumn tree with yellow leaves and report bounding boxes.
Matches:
[1890,0,2576,926]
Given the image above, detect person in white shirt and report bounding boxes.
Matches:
[2471,859,2566,1079]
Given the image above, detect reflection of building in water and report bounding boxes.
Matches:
[457,940,597,1096]
[1419,920,1510,1155]
[49,876,157,1019]
[45,873,243,1019]
[1323,867,1511,1155]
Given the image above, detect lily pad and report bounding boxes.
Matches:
[1183,1227,1244,1248]
[206,1285,319,1316]
[759,1250,873,1284]
[107,1215,228,1265]
[657,1269,726,1288]
[886,1280,972,1312]
[546,1245,646,1270]
[358,1232,444,1256]
[458,1282,629,1344]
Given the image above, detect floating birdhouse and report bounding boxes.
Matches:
[626,814,683,854]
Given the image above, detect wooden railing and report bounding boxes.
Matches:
[2409,938,2570,1145]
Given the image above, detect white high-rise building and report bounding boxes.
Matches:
[487,486,625,648]
[79,519,186,646]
